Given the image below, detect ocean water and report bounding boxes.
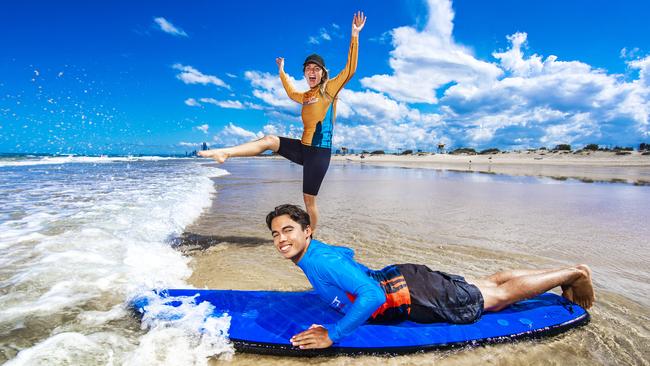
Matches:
[2,156,649,365]
[0,156,232,364]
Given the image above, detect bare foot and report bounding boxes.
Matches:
[198,149,229,164]
[561,284,574,302]
[570,264,595,309]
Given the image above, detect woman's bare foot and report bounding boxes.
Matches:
[198,149,229,164]
[570,264,595,309]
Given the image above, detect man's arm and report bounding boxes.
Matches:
[291,257,385,349]
[277,57,303,103]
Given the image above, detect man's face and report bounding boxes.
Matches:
[270,214,311,263]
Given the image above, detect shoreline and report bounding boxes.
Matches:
[329,151,650,185]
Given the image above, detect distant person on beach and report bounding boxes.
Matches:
[200,12,367,232]
[266,204,595,349]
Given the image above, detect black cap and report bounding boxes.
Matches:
[303,54,326,70]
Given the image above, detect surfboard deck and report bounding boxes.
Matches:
[133,289,589,356]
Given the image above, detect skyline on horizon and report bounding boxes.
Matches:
[1,0,649,155]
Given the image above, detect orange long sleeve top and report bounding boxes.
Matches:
[279,36,358,149]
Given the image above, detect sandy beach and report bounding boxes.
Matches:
[178,158,650,365]
[332,150,650,185]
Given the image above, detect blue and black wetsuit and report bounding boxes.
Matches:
[296,239,484,343]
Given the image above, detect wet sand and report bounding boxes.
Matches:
[180,159,650,365]
[332,150,650,185]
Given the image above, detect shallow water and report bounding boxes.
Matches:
[0,157,233,365]
[2,156,648,365]
[183,158,650,365]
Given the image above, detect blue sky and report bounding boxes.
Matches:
[1,0,649,155]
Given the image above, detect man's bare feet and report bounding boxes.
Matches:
[570,264,595,309]
[561,284,574,302]
[198,149,229,164]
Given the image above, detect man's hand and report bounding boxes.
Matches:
[351,11,366,37]
[290,324,333,349]
[276,57,284,72]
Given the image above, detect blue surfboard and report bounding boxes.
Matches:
[132,289,589,356]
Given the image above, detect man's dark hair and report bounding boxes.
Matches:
[266,204,311,231]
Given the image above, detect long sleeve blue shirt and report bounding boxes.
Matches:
[296,239,387,343]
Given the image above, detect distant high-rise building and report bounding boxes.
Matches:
[201,142,208,151]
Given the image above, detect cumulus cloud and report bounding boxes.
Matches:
[360,0,502,104]
[173,64,230,89]
[211,122,264,146]
[239,0,649,150]
[442,32,650,147]
[196,124,209,134]
[244,70,305,111]
[154,17,188,37]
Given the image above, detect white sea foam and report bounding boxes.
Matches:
[0,155,191,167]
[0,160,232,364]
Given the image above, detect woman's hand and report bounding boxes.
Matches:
[351,11,366,37]
[276,57,285,72]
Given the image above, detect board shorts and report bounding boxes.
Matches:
[277,136,331,196]
[397,264,484,324]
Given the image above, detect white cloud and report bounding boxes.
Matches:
[173,64,230,89]
[354,0,650,149]
[360,0,502,104]
[211,122,264,146]
[196,124,209,134]
[620,47,641,60]
[244,70,305,111]
[154,17,188,37]
[184,98,201,107]
[196,97,263,110]
[308,24,341,44]
[441,32,650,147]
[262,122,302,139]
[178,141,200,147]
[226,73,237,78]
[199,98,244,109]
[320,28,331,41]
[237,0,650,150]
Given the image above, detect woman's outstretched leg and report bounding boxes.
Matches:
[199,135,280,163]
[303,193,319,233]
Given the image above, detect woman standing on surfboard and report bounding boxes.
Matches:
[199,11,367,232]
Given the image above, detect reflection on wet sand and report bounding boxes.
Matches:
[182,159,649,365]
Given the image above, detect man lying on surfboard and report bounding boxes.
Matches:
[266,204,595,350]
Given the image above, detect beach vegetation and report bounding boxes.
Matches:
[400,149,413,155]
[370,150,385,155]
[584,144,599,151]
[640,143,649,151]
[553,144,572,151]
[450,147,477,155]
[612,146,633,152]
[480,148,500,155]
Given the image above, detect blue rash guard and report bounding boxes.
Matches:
[296,239,410,343]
